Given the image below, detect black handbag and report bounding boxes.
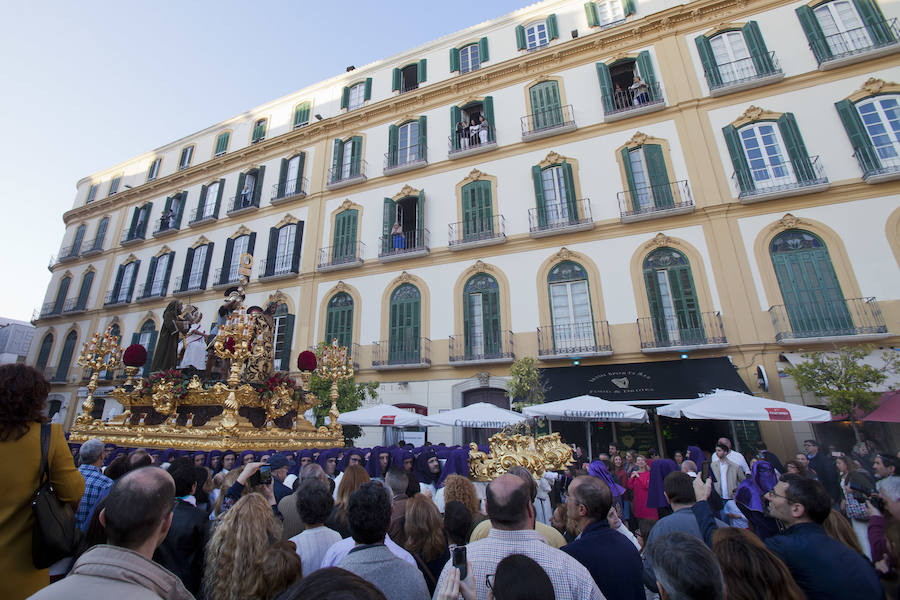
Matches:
[31,423,82,569]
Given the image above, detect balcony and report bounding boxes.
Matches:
[372,337,432,370]
[57,245,79,263]
[448,124,496,160]
[62,298,88,314]
[45,366,69,384]
[38,302,60,318]
[449,330,515,365]
[135,283,167,303]
[226,194,259,217]
[384,145,427,176]
[213,268,241,290]
[189,206,218,227]
[769,297,890,344]
[604,82,665,122]
[81,237,105,256]
[854,145,900,184]
[521,105,576,142]
[378,228,430,263]
[810,19,900,70]
[528,199,594,238]
[448,215,506,251]
[173,275,205,296]
[638,311,728,353]
[120,228,146,246]
[104,291,131,307]
[618,180,694,223]
[152,217,180,238]
[317,241,365,272]
[706,53,784,96]
[270,179,308,205]
[538,321,613,360]
[326,161,368,191]
[258,258,299,282]
[733,156,829,203]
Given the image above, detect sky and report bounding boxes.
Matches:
[0,0,531,322]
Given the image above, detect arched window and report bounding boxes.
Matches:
[389,284,421,364]
[460,180,493,241]
[528,80,562,130]
[54,331,78,383]
[75,271,94,310]
[387,118,427,167]
[91,217,109,252]
[52,276,71,314]
[265,222,303,277]
[35,334,53,371]
[273,304,295,371]
[643,248,703,344]
[464,274,501,359]
[770,229,852,336]
[221,233,255,285]
[533,161,577,228]
[132,320,157,377]
[548,261,595,353]
[325,293,354,348]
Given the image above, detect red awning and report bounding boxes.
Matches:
[863,391,900,423]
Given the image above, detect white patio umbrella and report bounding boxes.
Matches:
[656,389,831,422]
[337,403,423,427]
[419,402,526,428]
[523,395,649,461]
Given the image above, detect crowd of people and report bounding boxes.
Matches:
[3,362,900,599]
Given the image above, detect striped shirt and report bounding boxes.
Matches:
[76,464,112,530]
[432,528,604,600]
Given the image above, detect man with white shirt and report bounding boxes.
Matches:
[289,480,341,575]
[712,443,745,501]
[717,437,750,475]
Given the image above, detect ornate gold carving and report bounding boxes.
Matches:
[75,327,122,424]
[392,185,420,201]
[468,432,574,482]
[538,151,565,169]
[190,236,211,249]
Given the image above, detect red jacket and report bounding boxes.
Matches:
[626,470,656,520]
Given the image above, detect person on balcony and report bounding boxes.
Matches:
[469,118,480,147]
[456,120,469,150]
[478,115,490,145]
[630,76,649,105]
[240,181,253,207]
[391,222,405,251]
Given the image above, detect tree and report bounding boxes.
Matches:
[785,346,899,441]
[308,342,379,443]
[505,356,546,412]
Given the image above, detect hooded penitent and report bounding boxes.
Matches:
[646,458,678,509]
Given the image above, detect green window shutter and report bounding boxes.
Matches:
[340,86,350,110]
[95,218,109,247]
[450,47,460,72]
[235,173,246,209]
[162,252,174,293]
[111,265,125,300]
[516,25,527,50]
[795,6,830,63]
[55,333,78,382]
[624,0,636,17]
[174,192,186,228]
[596,62,615,113]
[76,272,93,308]
[722,124,754,193]
[562,161,578,220]
[644,268,668,342]
[72,225,86,254]
[695,35,722,88]
[392,68,401,92]
[221,238,235,285]
[247,232,257,258]
[485,287,501,355]
[332,139,344,180]
[835,99,879,173]
[777,113,815,182]
[383,198,394,254]
[197,185,208,217]
[364,78,372,101]
[295,153,306,191]
[742,22,775,75]
[585,2,600,27]
[179,248,193,290]
[532,165,547,227]
[128,207,140,237]
[126,260,140,302]
[620,147,639,210]
[144,257,157,292]
[277,158,288,197]
[483,97,495,142]
[214,178,224,217]
[546,14,559,40]
[265,227,278,276]
[200,243,214,289]
[417,59,427,83]
[417,115,427,161]
[294,102,310,127]
[139,204,152,236]
[291,222,304,273]
[416,190,425,246]
[349,136,363,177]
[53,277,70,313]
[278,313,295,370]
[162,195,173,220]
[252,166,265,205]
[388,125,399,166]
[644,144,673,207]
[853,0,895,45]
[450,105,462,150]
[636,50,657,87]
[143,331,158,377]
[478,37,489,62]
[669,265,703,340]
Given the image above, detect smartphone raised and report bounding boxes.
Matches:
[451,546,467,580]
[258,465,272,485]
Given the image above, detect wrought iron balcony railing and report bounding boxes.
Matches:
[732,155,828,201]
[705,52,783,94]
[537,320,612,358]
[152,218,180,236]
[173,274,205,295]
[62,298,88,313]
[270,178,308,203]
[39,302,59,318]
[327,160,368,189]
[617,180,694,222]
[121,228,146,245]
[213,268,241,288]
[57,245,79,262]
[769,297,888,343]
[189,206,218,225]
[104,291,132,306]
[372,337,432,369]
[384,145,427,175]
[449,330,515,364]
[378,228,429,260]
[528,199,593,236]
[808,19,899,67]
[521,104,576,140]
[448,123,496,157]
[638,311,727,352]
[81,237,105,255]
[448,215,506,250]
[854,145,900,183]
[258,257,298,280]
[317,241,365,271]
[227,194,260,214]
[604,81,664,118]
[136,283,167,302]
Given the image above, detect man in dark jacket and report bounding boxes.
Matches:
[562,475,644,600]
[268,454,294,503]
[153,457,210,596]
[764,474,882,600]
[805,439,841,503]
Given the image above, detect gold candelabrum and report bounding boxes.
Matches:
[75,327,122,423]
[317,338,352,439]
[212,306,254,429]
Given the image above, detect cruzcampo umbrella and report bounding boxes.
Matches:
[419,402,526,428]
[656,389,831,422]
[337,403,422,427]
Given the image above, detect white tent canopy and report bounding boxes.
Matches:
[656,389,831,422]
[419,403,526,428]
[522,395,649,423]
[337,403,422,427]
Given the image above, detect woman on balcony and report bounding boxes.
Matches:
[630,76,649,105]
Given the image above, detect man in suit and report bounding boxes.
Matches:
[804,439,841,504]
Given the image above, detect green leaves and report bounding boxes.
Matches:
[505,356,546,411]
[307,341,378,443]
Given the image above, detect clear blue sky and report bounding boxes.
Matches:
[0,0,528,322]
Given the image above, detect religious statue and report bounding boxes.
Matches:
[206,287,244,380]
[177,305,207,375]
[150,299,182,372]
[242,302,276,384]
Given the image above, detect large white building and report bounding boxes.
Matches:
[31,0,900,456]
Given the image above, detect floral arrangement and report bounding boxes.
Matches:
[143,369,190,399]
[255,371,300,400]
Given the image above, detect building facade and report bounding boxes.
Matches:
[31,0,900,456]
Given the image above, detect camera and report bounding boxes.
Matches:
[249,465,273,487]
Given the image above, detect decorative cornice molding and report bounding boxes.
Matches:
[644,232,675,251]
[553,247,574,262]
[274,214,299,228]
[731,105,782,128]
[229,225,253,240]
[461,168,487,184]
[847,77,900,102]
[190,236,211,249]
[392,185,420,201]
[155,245,172,257]
[538,151,566,168]
[465,260,493,277]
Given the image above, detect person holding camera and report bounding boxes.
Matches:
[219,461,280,519]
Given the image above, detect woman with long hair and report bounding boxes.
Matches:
[823,509,866,556]
[0,364,84,600]
[327,464,370,538]
[441,474,487,528]
[836,454,874,558]
[248,540,303,600]
[404,495,450,594]
[204,493,283,600]
[712,527,804,600]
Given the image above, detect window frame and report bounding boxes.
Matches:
[214,131,230,157]
[251,118,268,144]
[146,158,162,182]
[178,145,194,170]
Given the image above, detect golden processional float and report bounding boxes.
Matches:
[67,286,346,451]
[468,430,575,481]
